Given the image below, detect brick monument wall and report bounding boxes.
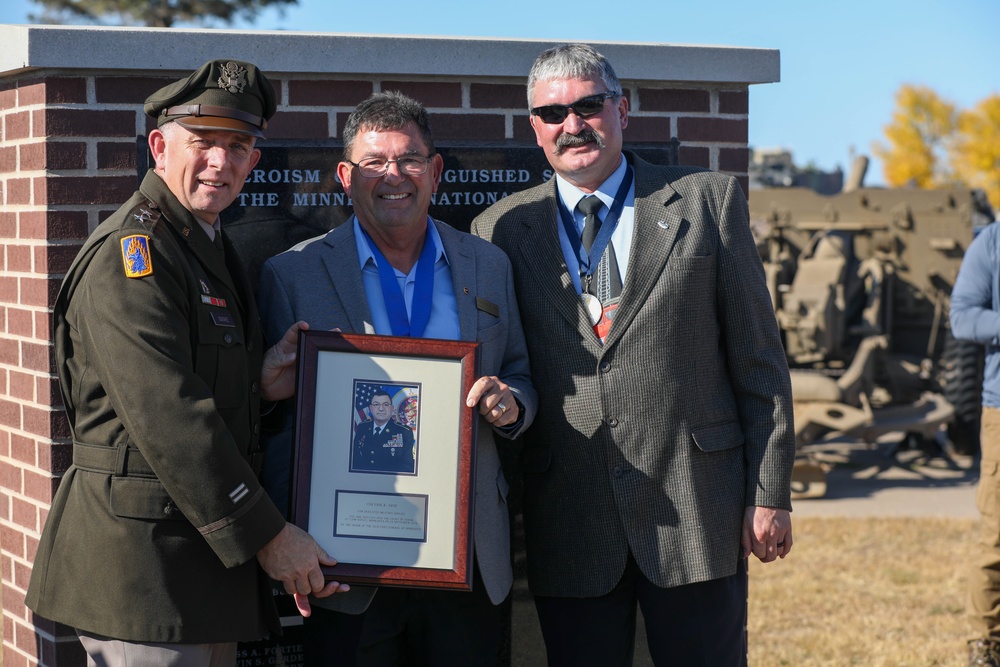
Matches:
[0,25,778,666]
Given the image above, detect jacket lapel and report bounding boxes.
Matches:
[319,222,375,334]
[514,181,590,334]
[164,212,246,324]
[436,221,478,343]
[142,171,241,313]
[602,157,683,350]
[220,232,257,324]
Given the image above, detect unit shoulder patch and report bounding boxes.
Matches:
[121,235,153,278]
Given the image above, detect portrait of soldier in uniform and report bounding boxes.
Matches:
[351,384,418,474]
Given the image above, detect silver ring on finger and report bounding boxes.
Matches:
[498,402,508,414]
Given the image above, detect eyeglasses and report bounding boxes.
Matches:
[531,92,618,125]
[348,155,433,178]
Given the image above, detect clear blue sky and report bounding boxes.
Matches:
[2,0,997,186]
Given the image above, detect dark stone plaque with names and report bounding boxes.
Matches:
[235,583,306,666]
[214,145,678,289]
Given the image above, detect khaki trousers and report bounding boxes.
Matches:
[971,406,1000,639]
[78,631,237,667]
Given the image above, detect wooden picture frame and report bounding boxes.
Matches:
[291,330,479,590]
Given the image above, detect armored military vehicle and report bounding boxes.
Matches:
[749,157,994,497]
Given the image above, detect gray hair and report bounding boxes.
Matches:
[527,44,623,109]
[342,91,435,160]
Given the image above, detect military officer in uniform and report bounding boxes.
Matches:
[26,59,347,667]
[352,390,416,473]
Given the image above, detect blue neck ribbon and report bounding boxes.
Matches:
[361,218,436,338]
[557,165,634,279]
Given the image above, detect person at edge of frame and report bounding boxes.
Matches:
[25,59,349,667]
[471,43,795,667]
[950,218,1000,667]
[257,90,537,666]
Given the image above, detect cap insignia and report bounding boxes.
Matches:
[217,62,248,94]
[121,235,153,278]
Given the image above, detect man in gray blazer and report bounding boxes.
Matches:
[258,91,536,665]
[472,44,795,666]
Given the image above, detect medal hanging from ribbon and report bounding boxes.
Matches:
[361,219,436,338]
[558,165,633,329]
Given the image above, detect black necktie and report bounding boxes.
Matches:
[213,228,225,256]
[576,196,622,298]
[578,196,603,254]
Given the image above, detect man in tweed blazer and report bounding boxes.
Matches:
[472,44,795,666]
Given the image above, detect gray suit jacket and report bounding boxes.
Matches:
[472,153,794,598]
[258,218,537,611]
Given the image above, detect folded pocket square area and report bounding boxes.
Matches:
[475,297,500,317]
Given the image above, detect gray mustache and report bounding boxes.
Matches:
[555,129,605,154]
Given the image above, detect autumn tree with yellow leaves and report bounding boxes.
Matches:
[874,84,1000,209]
[873,85,957,189]
[952,95,1000,210]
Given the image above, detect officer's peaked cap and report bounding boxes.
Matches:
[144,59,276,139]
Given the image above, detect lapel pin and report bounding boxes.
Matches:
[657,220,670,229]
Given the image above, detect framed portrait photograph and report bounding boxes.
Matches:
[291,330,480,590]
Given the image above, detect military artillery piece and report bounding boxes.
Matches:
[749,157,993,498]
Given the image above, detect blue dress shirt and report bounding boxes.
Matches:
[353,217,461,341]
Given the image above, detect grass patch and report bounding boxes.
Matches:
[748,516,976,666]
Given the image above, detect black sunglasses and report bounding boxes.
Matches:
[531,92,618,124]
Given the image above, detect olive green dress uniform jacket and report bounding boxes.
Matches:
[26,171,286,643]
[471,153,795,598]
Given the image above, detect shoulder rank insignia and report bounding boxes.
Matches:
[130,201,160,233]
[121,235,153,278]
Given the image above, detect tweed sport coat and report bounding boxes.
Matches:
[257,218,537,613]
[471,152,795,598]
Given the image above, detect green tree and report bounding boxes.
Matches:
[28,0,297,28]
[952,95,1000,211]
[872,84,957,189]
